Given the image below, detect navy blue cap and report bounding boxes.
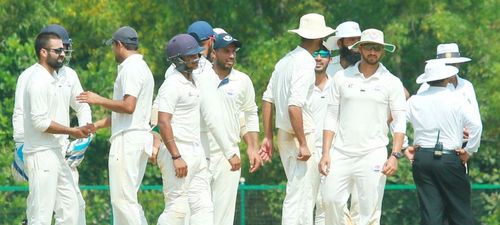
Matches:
[187,21,215,42]
[213,33,242,50]
[166,34,205,59]
[105,26,139,46]
[40,24,71,45]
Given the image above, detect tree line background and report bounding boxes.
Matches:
[0,0,498,224]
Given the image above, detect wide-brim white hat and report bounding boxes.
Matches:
[288,13,335,39]
[349,28,396,53]
[416,61,459,84]
[324,21,361,51]
[425,43,471,64]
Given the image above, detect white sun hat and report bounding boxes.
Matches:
[324,21,361,51]
[349,28,396,52]
[416,60,459,84]
[288,13,335,39]
[426,43,471,64]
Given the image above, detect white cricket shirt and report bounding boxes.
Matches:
[407,86,482,154]
[324,62,406,156]
[262,46,316,134]
[111,54,154,136]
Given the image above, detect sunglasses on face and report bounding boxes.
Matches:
[44,47,65,55]
[312,49,331,58]
[361,44,384,52]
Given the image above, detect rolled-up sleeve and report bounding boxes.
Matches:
[262,72,275,103]
[70,73,92,125]
[324,76,341,132]
[28,83,51,132]
[241,77,259,132]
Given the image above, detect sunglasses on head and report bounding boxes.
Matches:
[361,44,384,52]
[312,49,331,58]
[44,47,65,55]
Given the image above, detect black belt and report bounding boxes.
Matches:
[417,147,456,155]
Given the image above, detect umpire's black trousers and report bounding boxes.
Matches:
[412,150,474,225]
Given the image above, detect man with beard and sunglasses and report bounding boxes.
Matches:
[324,21,362,77]
[21,31,93,225]
[12,25,94,225]
[319,29,406,225]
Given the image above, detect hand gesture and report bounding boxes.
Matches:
[70,126,91,139]
[318,155,331,176]
[259,137,273,162]
[76,91,103,105]
[247,150,263,173]
[382,156,399,176]
[228,154,241,171]
[173,158,188,178]
[455,148,470,163]
[297,144,311,161]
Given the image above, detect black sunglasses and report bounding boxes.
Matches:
[44,47,65,55]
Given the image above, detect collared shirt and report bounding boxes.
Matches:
[16,64,92,147]
[324,61,406,156]
[161,58,236,158]
[326,55,343,78]
[23,64,62,153]
[262,46,316,134]
[206,68,259,153]
[310,76,332,149]
[157,69,200,143]
[111,54,154,136]
[417,75,480,118]
[407,87,482,154]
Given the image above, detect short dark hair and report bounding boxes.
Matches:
[35,32,61,59]
[427,78,448,86]
[115,40,138,51]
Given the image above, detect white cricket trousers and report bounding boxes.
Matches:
[277,129,318,225]
[25,148,79,225]
[109,131,149,225]
[157,141,214,225]
[322,147,387,225]
[54,167,86,225]
[54,141,86,225]
[209,150,241,225]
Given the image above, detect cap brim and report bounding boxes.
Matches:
[215,40,242,50]
[105,39,114,45]
[416,66,459,84]
[349,41,396,53]
[184,46,205,56]
[425,57,471,64]
[324,36,339,51]
[288,27,336,39]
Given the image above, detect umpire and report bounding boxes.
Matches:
[406,61,482,225]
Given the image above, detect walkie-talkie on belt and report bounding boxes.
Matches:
[434,130,443,158]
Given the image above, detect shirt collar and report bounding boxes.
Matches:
[351,61,387,80]
[118,54,143,69]
[171,69,195,85]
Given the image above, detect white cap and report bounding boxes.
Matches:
[426,43,471,64]
[324,21,361,51]
[416,61,459,84]
[213,27,227,35]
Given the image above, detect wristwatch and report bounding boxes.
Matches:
[391,152,404,160]
[171,155,182,160]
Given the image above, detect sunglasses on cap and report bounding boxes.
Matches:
[312,49,331,58]
[361,43,384,52]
